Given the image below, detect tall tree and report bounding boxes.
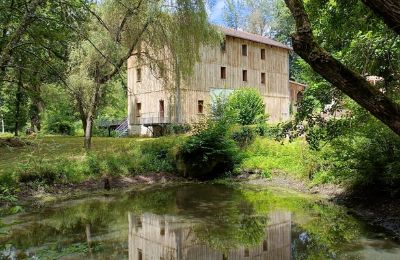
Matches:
[68,0,219,149]
[284,0,400,136]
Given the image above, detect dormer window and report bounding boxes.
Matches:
[242,44,247,56]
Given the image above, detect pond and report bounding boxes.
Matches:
[1,183,400,259]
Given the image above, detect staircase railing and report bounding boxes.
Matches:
[115,118,128,137]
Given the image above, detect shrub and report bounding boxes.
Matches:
[46,121,75,135]
[177,121,240,179]
[231,126,255,148]
[227,88,267,125]
[166,124,191,135]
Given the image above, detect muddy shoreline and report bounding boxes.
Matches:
[5,172,400,240]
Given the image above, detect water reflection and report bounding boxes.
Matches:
[128,211,291,260]
[1,184,400,259]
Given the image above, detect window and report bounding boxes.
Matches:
[242,70,247,82]
[198,100,204,114]
[244,248,249,257]
[136,103,141,117]
[223,254,228,260]
[221,67,226,79]
[221,40,226,52]
[242,44,247,56]
[261,73,266,84]
[263,240,268,251]
[138,249,143,260]
[136,68,142,82]
[160,220,165,236]
[159,100,164,118]
[261,49,266,60]
[160,227,165,236]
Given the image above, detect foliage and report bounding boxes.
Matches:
[166,123,192,135]
[177,118,240,179]
[227,88,266,125]
[236,137,315,179]
[231,126,255,148]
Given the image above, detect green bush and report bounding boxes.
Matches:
[177,121,240,179]
[166,124,191,135]
[231,126,255,148]
[227,88,267,125]
[46,121,75,135]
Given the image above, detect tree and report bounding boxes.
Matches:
[0,0,88,84]
[227,88,266,125]
[68,0,219,149]
[284,0,400,136]
[0,0,89,135]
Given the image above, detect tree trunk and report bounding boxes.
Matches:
[362,0,400,35]
[29,84,43,133]
[174,57,181,124]
[84,114,93,150]
[1,116,4,134]
[83,83,103,150]
[14,72,24,136]
[284,0,400,136]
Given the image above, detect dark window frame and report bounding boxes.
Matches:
[221,66,226,79]
[136,68,142,82]
[242,44,248,56]
[261,48,266,60]
[136,102,142,117]
[198,100,204,114]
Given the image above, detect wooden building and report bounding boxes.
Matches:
[128,211,291,260]
[127,27,301,136]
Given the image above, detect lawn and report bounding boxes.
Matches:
[0,136,150,175]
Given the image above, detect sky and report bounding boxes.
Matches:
[207,0,226,25]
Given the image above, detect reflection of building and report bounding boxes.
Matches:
[128,212,291,260]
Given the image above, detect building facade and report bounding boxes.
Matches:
[127,27,296,136]
[128,211,292,260]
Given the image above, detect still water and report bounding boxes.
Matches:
[1,183,400,259]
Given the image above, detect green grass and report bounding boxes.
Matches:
[0,136,149,175]
[0,135,185,192]
[237,137,317,179]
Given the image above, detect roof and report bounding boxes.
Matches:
[289,80,307,88]
[217,26,292,50]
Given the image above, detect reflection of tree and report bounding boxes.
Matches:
[0,184,389,259]
[243,189,362,259]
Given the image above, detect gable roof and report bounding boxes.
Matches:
[217,26,292,51]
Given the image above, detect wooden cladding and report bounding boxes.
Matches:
[221,66,226,79]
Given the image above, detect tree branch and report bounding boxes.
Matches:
[284,0,400,135]
[362,0,400,35]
